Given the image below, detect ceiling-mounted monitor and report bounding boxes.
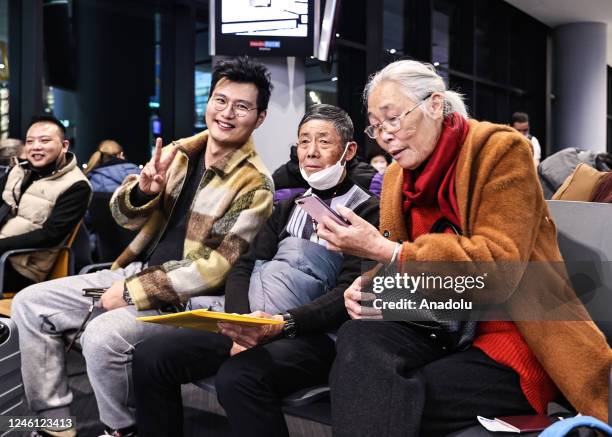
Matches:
[211,0,320,57]
[317,0,340,61]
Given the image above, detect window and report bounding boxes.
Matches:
[195,65,211,130]
[430,0,547,139]
[474,0,507,84]
[383,0,404,55]
[305,56,338,107]
[0,0,9,139]
[194,17,211,131]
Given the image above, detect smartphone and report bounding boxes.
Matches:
[295,193,349,226]
[82,287,106,298]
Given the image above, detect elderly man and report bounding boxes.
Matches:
[12,57,275,437]
[0,115,91,291]
[131,104,380,437]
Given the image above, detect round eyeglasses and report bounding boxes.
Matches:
[364,95,431,139]
[210,95,258,118]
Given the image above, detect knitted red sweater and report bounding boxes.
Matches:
[410,206,559,414]
[473,322,558,413]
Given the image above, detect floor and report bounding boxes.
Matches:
[23,352,332,437]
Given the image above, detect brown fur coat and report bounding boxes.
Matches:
[380,120,611,421]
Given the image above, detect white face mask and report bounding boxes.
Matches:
[300,143,350,191]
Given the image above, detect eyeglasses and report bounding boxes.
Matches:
[210,95,258,118]
[364,95,431,139]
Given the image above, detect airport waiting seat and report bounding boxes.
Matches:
[547,201,612,338]
[451,200,612,436]
[79,262,113,275]
[0,299,11,317]
[195,376,330,408]
[0,317,25,416]
[0,221,85,298]
[72,223,93,273]
[194,376,332,425]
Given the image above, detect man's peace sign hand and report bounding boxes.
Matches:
[138,137,179,195]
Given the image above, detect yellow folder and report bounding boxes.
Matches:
[137,309,284,332]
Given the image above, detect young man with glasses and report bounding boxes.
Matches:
[12,57,275,437]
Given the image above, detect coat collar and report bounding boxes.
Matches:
[379,119,519,241]
[379,162,410,242]
[454,119,517,232]
[172,129,256,178]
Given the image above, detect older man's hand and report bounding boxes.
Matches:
[230,342,247,356]
[218,311,284,349]
[316,205,396,263]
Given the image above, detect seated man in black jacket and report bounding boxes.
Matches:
[0,115,91,291]
[132,104,379,437]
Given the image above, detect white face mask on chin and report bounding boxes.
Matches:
[300,143,350,191]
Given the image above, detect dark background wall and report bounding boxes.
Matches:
[7,0,563,165]
[73,0,154,164]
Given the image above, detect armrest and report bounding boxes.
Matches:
[0,246,71,262]
[79,262,113,275]
[0,246,71,298]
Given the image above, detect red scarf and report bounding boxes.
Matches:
[402,113,469,229]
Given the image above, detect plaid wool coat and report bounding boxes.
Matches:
[110,130,274,310]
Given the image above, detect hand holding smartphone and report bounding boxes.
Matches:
[295,193,349,226]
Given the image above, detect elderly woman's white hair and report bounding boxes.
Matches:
[364,60,469,119]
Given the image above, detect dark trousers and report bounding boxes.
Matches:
[132,329,336,437]
[330,320,536,437]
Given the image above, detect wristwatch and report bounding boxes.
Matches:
[122,283,134,305]
[282,313,297,338]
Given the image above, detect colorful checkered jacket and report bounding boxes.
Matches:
[109,130,274,310]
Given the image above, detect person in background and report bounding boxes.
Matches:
[370,153,389,174]
[84,139,140,193]
[511,111,541,166]
[83,140,141,254]
[0,138,24,174]
[0,116,91,292]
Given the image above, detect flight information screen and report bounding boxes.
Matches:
[212,0,318,57]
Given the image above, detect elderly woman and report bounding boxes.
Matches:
[316,60,611,436]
